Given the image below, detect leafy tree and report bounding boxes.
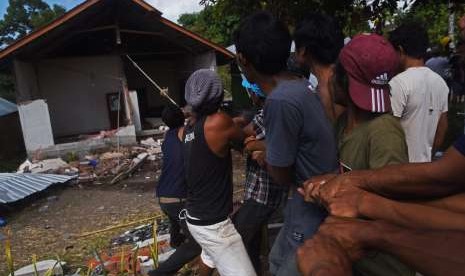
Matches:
[0,0,66,102]
[179,0,409,46]
[0,0,66,46]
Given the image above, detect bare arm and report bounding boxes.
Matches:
[423,193,465,214]
[312,146,465,201]
[242,121,256,137]
[366,222,465,276]
[318,217,465,276]
[205,112,245,157]
[245,139,266,152]
[359,192,465,231]
[361,146,465,199]
[433,112,448,154]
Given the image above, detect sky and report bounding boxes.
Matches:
[0,0,203,23]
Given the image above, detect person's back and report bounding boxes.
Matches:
[233,11,338,275]
[390,67,448,162]
[389,21,449,163]
[157,127,186,198]
[330,33,414,276]
[183,113,233,222]
[182,69,255,276]
[337,113,408,170]
[265,78,338,182]
[265,78,339,275]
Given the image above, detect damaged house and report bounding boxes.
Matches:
[0,0,234,158]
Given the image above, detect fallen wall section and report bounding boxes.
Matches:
[18,99,55,153]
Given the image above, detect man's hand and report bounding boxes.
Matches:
[298,174,338,202]
[251,151,266,167]
[300,172,373,218]
[297,234,352,276]
[318,216,376,260]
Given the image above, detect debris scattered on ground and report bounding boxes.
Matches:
[88,218,174,276]
[110,153,149,184]
[15,136,164,186]
[11,259,65,276]
[17,158,71,174]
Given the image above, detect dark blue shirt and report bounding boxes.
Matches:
[454,134,465,157]
[264,79,338,262]
[156,128,187,198]
[264,79,338,184]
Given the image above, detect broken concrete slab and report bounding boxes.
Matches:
[110,153,148,184]
[17,158,69,174]
[17,99,55,153]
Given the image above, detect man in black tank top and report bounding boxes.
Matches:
[182,69,256,276]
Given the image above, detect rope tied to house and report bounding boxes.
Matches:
[125,55,179,107]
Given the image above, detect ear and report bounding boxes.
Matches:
[398,46,406,56]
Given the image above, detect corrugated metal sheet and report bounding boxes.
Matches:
[0,97,17,117]
[0,173,77,204]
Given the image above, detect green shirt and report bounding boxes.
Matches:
[336,113,408,170]
[336,113,414,276]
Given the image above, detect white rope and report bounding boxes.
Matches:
[126,55,179,107]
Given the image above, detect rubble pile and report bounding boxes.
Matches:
[16,137,164,184]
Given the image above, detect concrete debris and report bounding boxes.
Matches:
[17,158,71,174]
[10,259,65,276]
[15,137,162,185]
[140,137,159,147]
[99,151,124,160]
[110,153,148,184]
[80,130,117,140]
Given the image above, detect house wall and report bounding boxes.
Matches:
[0,112,25,160]
[13,59,41,102]
[125,58,181,117]
[36,55,125,137]
[125,51,218,119]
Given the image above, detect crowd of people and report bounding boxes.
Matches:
[148,11,465,276]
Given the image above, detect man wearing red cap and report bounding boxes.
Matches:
[306,33,414,275]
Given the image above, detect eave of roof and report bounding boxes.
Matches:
[0,0,234,61]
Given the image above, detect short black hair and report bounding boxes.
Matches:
[161,105,184,129]
[389,21,429,59]
[294,12,344,65]
[233,11,291,75]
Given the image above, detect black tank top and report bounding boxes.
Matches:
[183,116,233,223]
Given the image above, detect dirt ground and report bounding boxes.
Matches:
[0,153,246,275]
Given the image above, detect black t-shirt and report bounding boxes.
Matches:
[183,116,233,222]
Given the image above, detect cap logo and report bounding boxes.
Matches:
[371,88,386,113]
[371,73,389,85]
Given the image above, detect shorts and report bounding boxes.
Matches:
[186,216,256,276]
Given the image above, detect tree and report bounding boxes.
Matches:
[0,0,66,102]
[0,0,66,46]
[178,0,405,46]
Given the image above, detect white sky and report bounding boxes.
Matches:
[146,0,203,22]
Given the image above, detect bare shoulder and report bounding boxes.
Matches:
[205,112,234,131]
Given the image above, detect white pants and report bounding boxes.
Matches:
[186,217,256,276]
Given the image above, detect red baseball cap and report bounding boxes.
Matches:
[339,33,399,113]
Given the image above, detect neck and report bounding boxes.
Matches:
[345,102,373,134]
[256,71,297,95]
[403,57,424,70]
[312,63,333,90]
